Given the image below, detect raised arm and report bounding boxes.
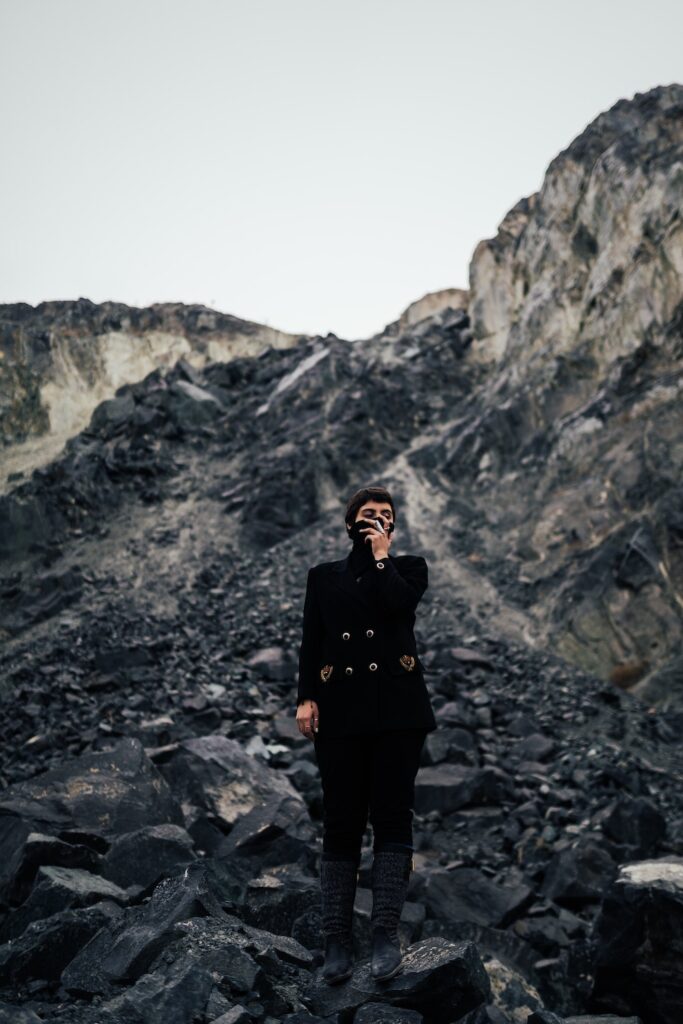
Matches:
[297,567,324,705]
[368,554,428,615]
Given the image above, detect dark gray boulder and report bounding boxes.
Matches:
[423,867,533,928]
[0,901,122,983]
[0,865,129,942]
[0,830,101,906]
[94,956,215,1024]
[541,840,618,905]
[101,823,197,890]
[0,737,183,904]
[0,1003,44,1023]
[598,795,667,858]
[305,937,490,1024]
[414,765,510,815]
[589,856,683,1023]
[61,862,229,994]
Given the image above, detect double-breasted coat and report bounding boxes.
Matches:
[296,550,437,737]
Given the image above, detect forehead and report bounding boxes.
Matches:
[360,501,392,512]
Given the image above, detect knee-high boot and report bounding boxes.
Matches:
[319,854,360,984]
[370,844,413,981]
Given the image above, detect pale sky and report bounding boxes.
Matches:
[1,1,681,341]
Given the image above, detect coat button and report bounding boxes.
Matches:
[366,628,374,638]
[342,632,350,640]
[369,662,378,671]
[345,666,353,675]
[375,561,385,570]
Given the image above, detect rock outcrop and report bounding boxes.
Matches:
[0,299,305,489]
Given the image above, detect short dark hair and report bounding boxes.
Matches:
[344,486,396,535]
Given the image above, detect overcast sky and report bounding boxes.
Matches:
[1,1,681,340]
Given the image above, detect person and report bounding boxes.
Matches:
[295,485,437,985]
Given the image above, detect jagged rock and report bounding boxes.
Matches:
[158,734,308,849]
[414,765,510,815]
[241,869,320,935]
[61,863,230,994]
[422,727,478,767]
[166,379,225,430]
[92,643,154,676]
[0,567,84,635]
[512,910,584,956]
[159,733,303,825]
[0,738,183,904]
[0,901,122,982]
[211,1006,254,1024]
[541,840,618,904]
[589,856,683,1022]
[94,956,215,1024]
[481,955,545,1021]
[597,795,667,857]
[90,391,137,434]
[305,937,490,1024]
[0,865,129,942]
[246,645,297,681]
[0,830,101,906]
[152,913,315,972]
[101,823,197,890]
[215,793,316,868]
[0,1003,43,1023]
[422,868,533,928]
[423,912,540,962]
[514,733,556,762]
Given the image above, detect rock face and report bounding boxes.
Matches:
[469,84,683,372]
[0,83,682,1024]
[418,84,683,700]
[0,299,304,488]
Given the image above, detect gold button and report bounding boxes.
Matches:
[345,666,353,675]
[376,561,385,569]
[342,631,350,640]
[369,662,377,671]
[366,629,374,638]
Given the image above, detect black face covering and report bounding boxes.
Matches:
[347,517,394,567]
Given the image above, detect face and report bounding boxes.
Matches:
[354,500,394,530]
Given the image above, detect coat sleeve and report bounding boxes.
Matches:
[368,555,428,614]
[297,567,324,705]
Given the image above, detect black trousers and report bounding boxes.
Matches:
[313,728,428,860]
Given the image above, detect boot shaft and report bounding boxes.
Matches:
[370,847,413,940]
[320,856,360,940]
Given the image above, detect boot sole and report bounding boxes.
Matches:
[372,959,403,982]
[323,966,353,985]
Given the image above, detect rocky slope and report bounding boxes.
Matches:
[0,83,682,1023]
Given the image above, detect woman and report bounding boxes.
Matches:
[295,485,437,985]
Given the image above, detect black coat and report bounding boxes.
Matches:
[296,550,437,737]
